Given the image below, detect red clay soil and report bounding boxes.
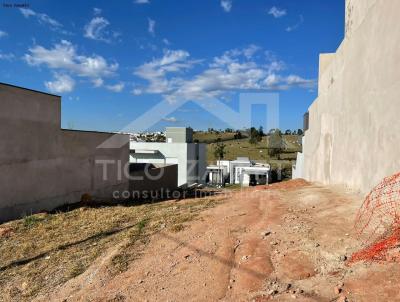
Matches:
[264,179,311,190]
[35,180,400,302]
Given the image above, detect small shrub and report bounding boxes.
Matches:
[23,215,42,228]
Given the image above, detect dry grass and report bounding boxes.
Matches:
[193,131,238,143]
[0,197,219,301]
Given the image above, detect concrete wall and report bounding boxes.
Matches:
[129,164,178,197]
[345,0,377,38]
[301,0,400,193]
[165,127,193,143]
[0,83,129,222]
[187,143,207,185]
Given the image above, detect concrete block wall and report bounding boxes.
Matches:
[301,0,400,194]
[0,83,129,222]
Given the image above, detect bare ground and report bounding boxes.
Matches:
[21,181,399,301]
[2,180,400,301]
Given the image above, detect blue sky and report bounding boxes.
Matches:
[0,0,344,132]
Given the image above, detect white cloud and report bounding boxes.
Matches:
[132,88,143,95]
[162,117,178,122]
[286,15,304,32]
[210,46,262,67]
[92,78,104,87]
[162,38,170,45]
[264,74,279,86]
[84,17,111,42]
[220,0,232,12]
[268,6,287,18]
[286,74,315,87]
[0,30,8,38]
[106,82,125,92]
[148,18,156,36]
[134,45,315,103]
[24,40,118,84]
[93,7,102,15]
[84,9,120,43]
[0,52,14,61]
[243,44,261,59]
[135,0,150,3]
[19,8,70,34]
[45,73,75,93]
[134,49,198,95]
[19,8,35,18]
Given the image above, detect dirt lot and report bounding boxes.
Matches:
[1,180,400,301]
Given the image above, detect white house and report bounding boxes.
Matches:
[229,157,252,184]
[239,165,270,187]
[130,127,206,187]
[207,157,271,187]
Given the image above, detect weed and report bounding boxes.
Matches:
[170,224,185,232]
[23,215,43,228]
[66,262,86,278]
[137,218,150,234]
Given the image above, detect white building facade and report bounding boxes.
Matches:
[130,128,206,187]
[207,157,270,187]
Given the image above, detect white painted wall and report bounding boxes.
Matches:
[130,142,206,187]
[292,136,305,179]
[301,0,400,193]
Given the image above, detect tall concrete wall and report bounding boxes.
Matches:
[345,0,377,38]
[301,0,400,193]
[0,83,129,222]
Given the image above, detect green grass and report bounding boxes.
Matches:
[23,214,45,228]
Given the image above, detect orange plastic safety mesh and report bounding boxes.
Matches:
[351,172,400,263]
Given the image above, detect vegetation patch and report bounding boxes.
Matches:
[0,197,220,301]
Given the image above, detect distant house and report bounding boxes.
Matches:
[130,127,206,188]
[207,157,270,187]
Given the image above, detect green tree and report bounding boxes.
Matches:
[268,130,283,157]
[249,136,258,144]
[234,130,243,139]
[269,128,282,135]
[249,127,262,144]
[258,126,264,137]
[213,138,226,160]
